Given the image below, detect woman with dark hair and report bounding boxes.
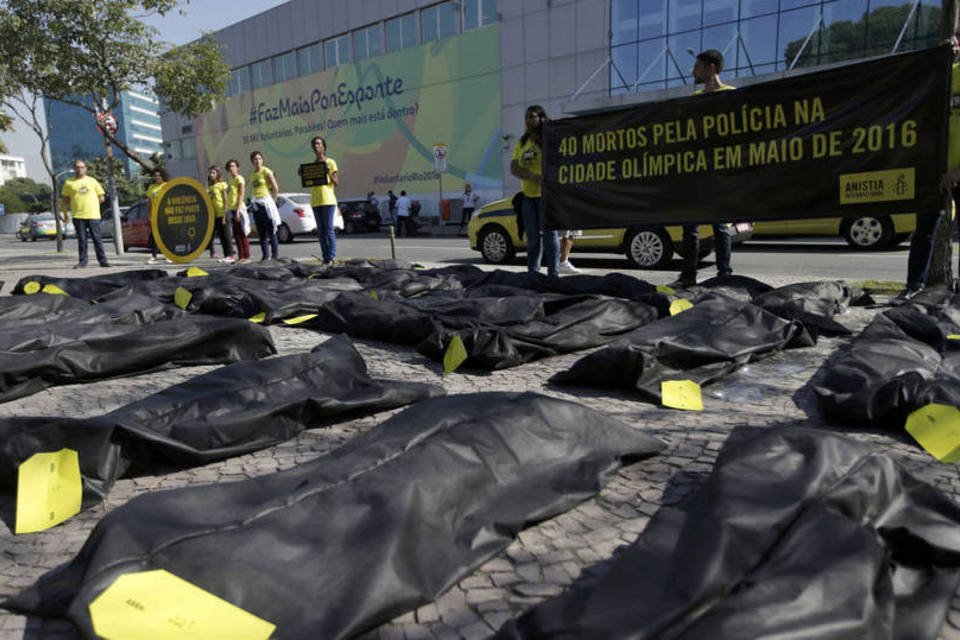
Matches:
[225,159,251,263]
[510,104,559,278]
[206,165,234,263]
[248,150,281,261]
[146,167,172,265]
[308,136,339,264]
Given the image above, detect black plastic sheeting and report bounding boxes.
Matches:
[496,426,960,640]
[816,285,960,426]
[6,392,664,640]
[0,336,442,502]
[553,292,813,400]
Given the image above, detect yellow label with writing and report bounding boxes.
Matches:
[248,312,266,324]
[282,313,318,325]
[89,570,275,640]
[23,281,40,295]
[16,449,82,534]
[443,334,468,375]
[905,403,960,462]
[173,287,192,310]
[669,299,694,315]
[186,267,208,277]
[661,380,704,411]
[839,168,915,204]
[41,284,68,295]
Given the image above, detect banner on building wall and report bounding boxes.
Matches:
[194,26,502,198]
[542,46,952,230]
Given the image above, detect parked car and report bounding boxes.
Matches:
[274,193,318,243]
[749,214,915,250]
[99,205,131,239]
[466,197,752,269]
[16,212,74,241]
[112,199,153,249]
[338,198,382,234]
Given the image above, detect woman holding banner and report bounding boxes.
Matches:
[510,104,559,278]
[248,150,281,261]
[308,136,339,265]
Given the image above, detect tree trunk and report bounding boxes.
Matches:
[930,0,959,285]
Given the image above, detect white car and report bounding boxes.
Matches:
[274,193,319,243]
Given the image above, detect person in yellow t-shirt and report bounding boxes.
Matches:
[206,165,234,263]
[225,159,251,263]
[305,136,339,264]
[670,49,735,289]
[60,159,109,269]
[511,104,559,278]
[900,37,960,301]
[248,150,280,261]
[145,167,173,265]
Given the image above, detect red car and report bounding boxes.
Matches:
[109,198,152,249]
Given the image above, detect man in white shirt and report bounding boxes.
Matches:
[458,183,481,236]
[396,190,413,236]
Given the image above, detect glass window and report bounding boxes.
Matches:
[324,40,338,68]
[612,0,639,45]
[250,59,273,90]
[338,34,352,64]
[273,51,296,83]
[386,18,402,51]
[701,22,735,56]
[181,137,196,159]
[636,36,667,87]
[422,6,438,41]
[612,43,639,94]
[354,24,383,60]
[438,1,457,37]
[779,5,822,67]
[481,0,497,25]
[781,0,820,11]
[740,13,780,69]
[387,12,418,51]
[402,13,418,47]
[639,0,667,38]
[297,43,322,76]
[324,34,352,68]
[667,31,702,83]
[745,0,778,16]
[464,0,480,31]
[821,0,868,63]
[702,0,738,26]
[230,67,250,96]
[354,29,369,61]
[670,1,702,32]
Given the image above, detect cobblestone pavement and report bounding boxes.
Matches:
[0,250,959,639]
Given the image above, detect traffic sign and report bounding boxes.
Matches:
[432,143,448,174]
[95,111,118,136]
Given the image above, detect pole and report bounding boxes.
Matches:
[438,172,443,230]
[51,174,63,253]
[102,137,125,256]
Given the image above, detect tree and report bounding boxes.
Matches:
[0,177,52,213]
[783,4,941,68]
[86,157,146,206]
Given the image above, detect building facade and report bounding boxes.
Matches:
[161,0,939,211]
[45,89,164,179]
[0,154,26,186]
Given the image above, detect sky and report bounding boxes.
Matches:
[2,0,289,181]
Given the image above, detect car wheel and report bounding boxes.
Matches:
[276,223,293,244]
[841,215,893,250]
[625,227,673,269]
[345,221,357,234]
[479,225,516,264]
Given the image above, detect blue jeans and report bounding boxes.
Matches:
[74,219,108,266]
[251,203,279,260]
[315,204,337,262]
[681,222,732,280]
[521,196,559,277]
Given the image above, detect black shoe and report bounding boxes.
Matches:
[99,262,111,268]
[892,287,922,304]
[667,276,696,288]
[73,262,87,269]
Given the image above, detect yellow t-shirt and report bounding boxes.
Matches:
[227,174,245,210]
[693,83,735,95]
[249,167,274,199]
[207,181,227,217]
[61,176,105,219]
[948,62,960,171]
[309,157,338,207]
[512,138,542,198]
[146,182,165,202]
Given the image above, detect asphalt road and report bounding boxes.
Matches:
[2,228,935,285]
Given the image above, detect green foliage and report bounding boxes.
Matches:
[86,157,145,205]
[0,0,227,172]
[784,4,941,67]
[0,177,53,213]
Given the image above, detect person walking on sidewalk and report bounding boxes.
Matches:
[511,104,559,278]
[61,159,110,269]
[396,190,413,237]
[670,49,735,288]
[248,150,281,262]
[145,167,173,265]
[458,183,480,236]
[207,165,235,263]
[225,159,251,263]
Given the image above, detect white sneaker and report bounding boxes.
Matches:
[558,260,581,275]
[146,257,159,265]
[164,257,173,264]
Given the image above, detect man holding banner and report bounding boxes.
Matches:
[671,50,735,288]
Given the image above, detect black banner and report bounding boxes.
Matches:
[543,46,952,230]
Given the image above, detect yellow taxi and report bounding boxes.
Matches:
[751,214,915,249]
[467,198,751,269]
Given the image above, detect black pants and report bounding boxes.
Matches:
[458,207,474,233]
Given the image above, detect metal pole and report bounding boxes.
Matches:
[51,174,63,253]
[438,172,443,231]
[388,223,397,259]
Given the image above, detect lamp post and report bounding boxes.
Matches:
[51,169,73,253]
